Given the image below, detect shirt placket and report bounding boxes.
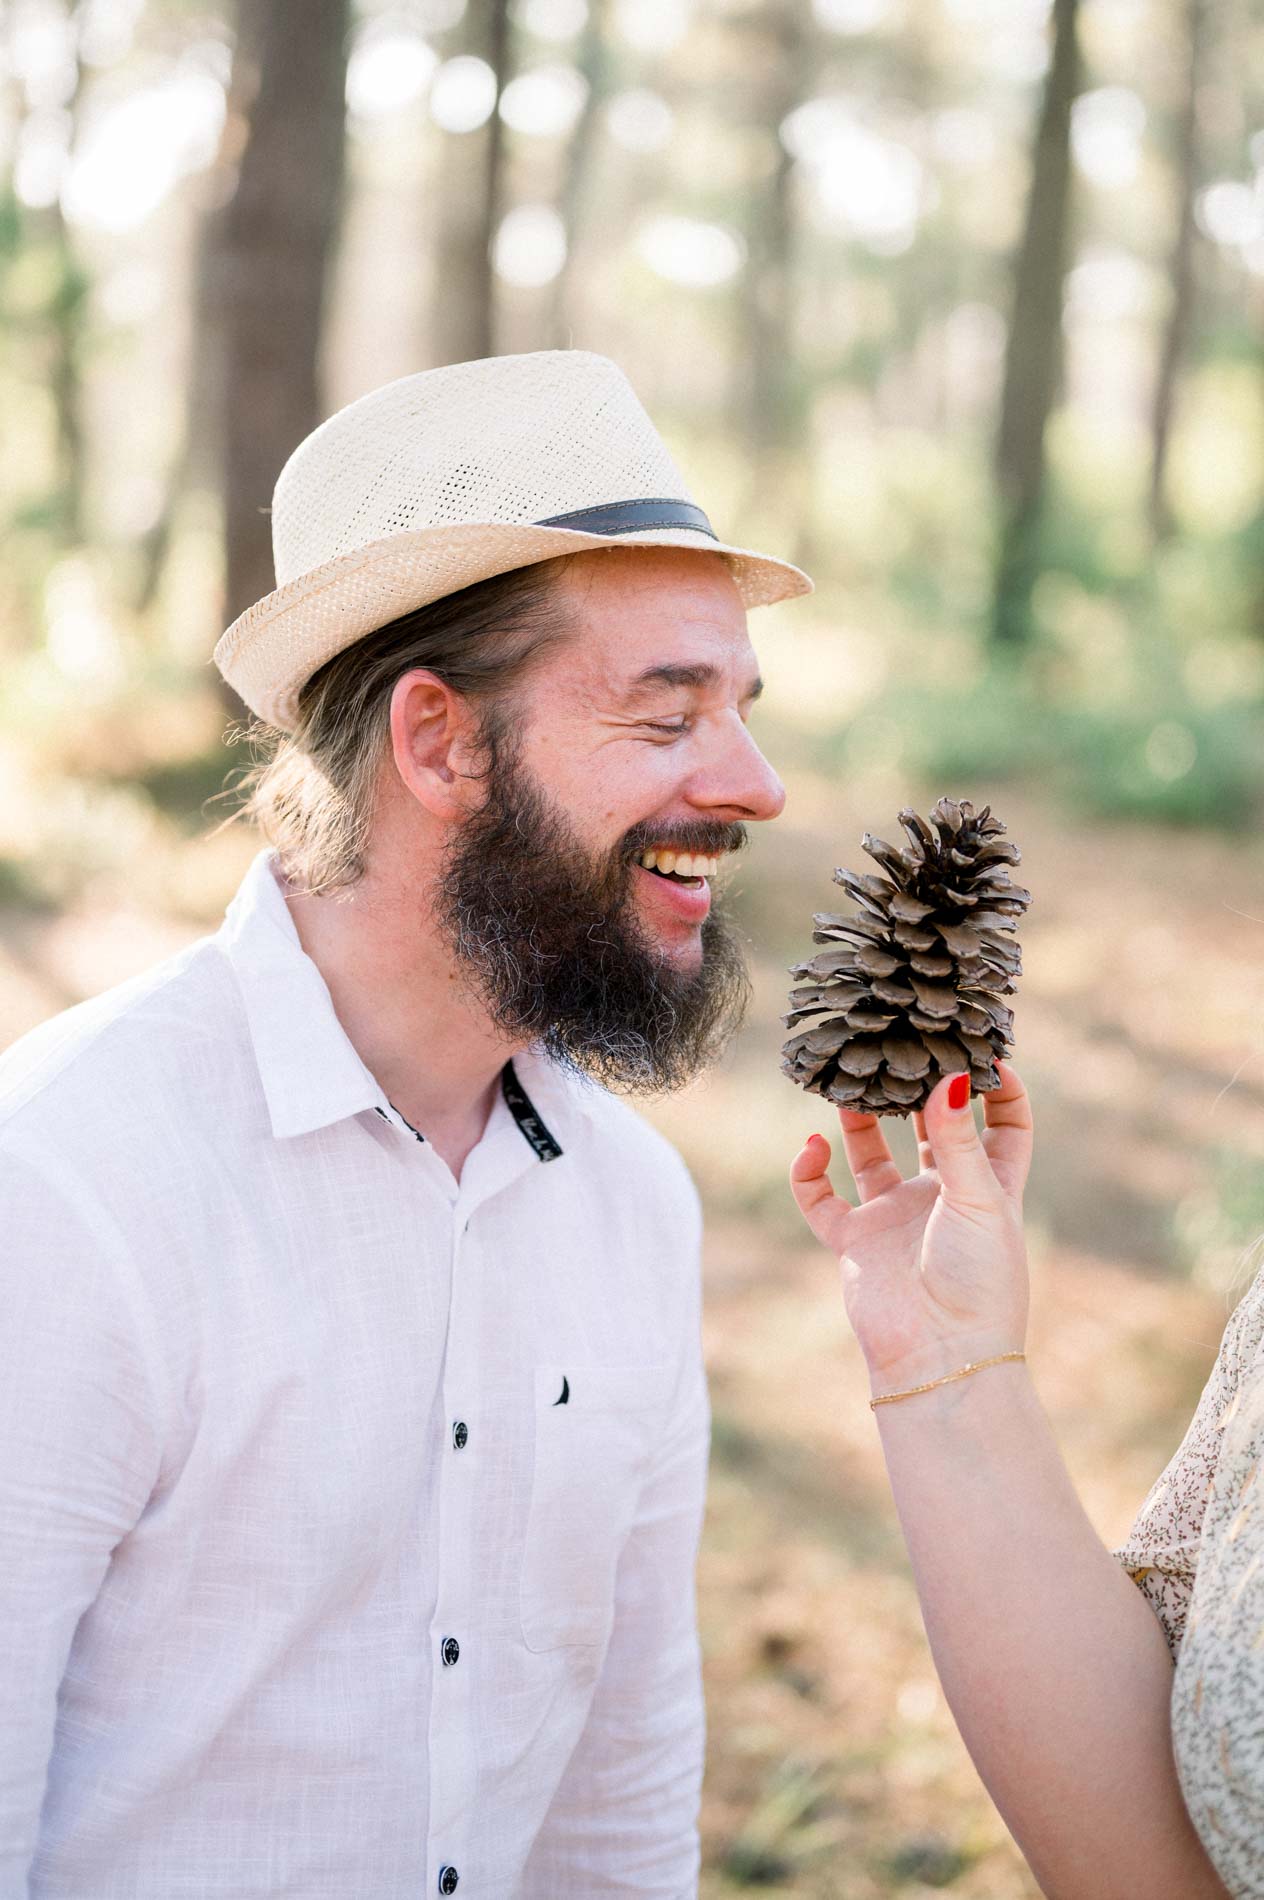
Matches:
[424,1189,484,1898]
[378,1070,564,1896]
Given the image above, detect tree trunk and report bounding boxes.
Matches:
[740,0,806,470]
[217,0,351,657]
[546,0,609,350]
[41,0,90,546]
[727,0,811,560]
[135,3,264,615]
[428,0,513,367]
[1147,0,1207,543]
[991,0,1082,648]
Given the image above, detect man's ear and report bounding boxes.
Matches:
[388,669,485,820]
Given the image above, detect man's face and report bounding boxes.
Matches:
[435,548,787,1092]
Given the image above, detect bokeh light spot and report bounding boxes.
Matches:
[636,215,745,288]
[347,29,438,120]
[430,55,498,133]
[515,0,589,39]
[499,64,588,137]
[493,203,568,287]
[604,88,673,154]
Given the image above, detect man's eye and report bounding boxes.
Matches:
[642,719,691,736]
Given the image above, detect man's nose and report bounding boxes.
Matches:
[694,718,786,823]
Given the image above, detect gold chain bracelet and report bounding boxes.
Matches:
[869,1350,1027,1410]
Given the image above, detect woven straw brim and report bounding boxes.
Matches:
[213,520,812,731]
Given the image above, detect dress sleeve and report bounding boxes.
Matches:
[1113,1271,1264,1660]
[1167,1324,1264,1897]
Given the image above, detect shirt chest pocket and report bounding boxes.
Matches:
[520,1362,675,1653]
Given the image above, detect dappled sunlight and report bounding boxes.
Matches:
[5,0,1264,1886]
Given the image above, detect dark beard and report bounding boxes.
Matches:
[435,735,752,1094]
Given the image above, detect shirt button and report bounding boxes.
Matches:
[438,1867,459,1895]
[452,1421,469,1450]
[441,1636,460,1668]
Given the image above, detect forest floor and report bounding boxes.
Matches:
[3,776,1262,1897]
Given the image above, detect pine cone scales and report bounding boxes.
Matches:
[781,797,1031,1115]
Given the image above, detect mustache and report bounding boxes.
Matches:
[621,820,748,861]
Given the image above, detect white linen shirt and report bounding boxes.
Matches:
[0,848,709,1900]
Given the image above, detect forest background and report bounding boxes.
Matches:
[4,0,1264,1892]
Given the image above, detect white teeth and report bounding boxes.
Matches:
[638,848,723,877]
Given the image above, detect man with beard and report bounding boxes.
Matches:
[0,352,810,1899]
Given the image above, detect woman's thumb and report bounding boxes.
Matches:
[923,1072,1002,1211]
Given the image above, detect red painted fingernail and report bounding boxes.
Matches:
[947,1074,971,1111]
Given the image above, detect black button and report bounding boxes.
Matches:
[441,1636,460,1668]
[452,1421,468,1450]
[438,1868,459,1895]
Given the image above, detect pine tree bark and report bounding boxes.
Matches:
[546,0,609,350]
[741,0,805,469]
[1147,0,1207,543]
[39,0,90,546]
[991,0,1082,648]
[428,0,513,367]
[217,0,351,660]
[718,0,812,562]
[135,5,264,615]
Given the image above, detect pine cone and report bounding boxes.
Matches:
[780,796,1031,1116]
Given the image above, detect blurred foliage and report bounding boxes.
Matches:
[0,0,1261,869]
[718,1760,837,1887]
[870,671,1264,829]
[1174,1145,1264,1292]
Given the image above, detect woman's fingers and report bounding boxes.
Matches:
[792,1063,1033,1250]
[920,1063,1033,1210]
[789,1133,855,1248]
[980,1060,1034,1199]
[835,1106,904,1203]
[920,1071,1006,1211]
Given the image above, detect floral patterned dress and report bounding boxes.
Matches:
[1114,1266,1264,1896]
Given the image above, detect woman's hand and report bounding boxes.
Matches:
[789,1062,1034,1397]
[793,1066,1230,1898]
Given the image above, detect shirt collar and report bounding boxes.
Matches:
[217,848,598,1149]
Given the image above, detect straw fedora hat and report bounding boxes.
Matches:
[213,349,812,732]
